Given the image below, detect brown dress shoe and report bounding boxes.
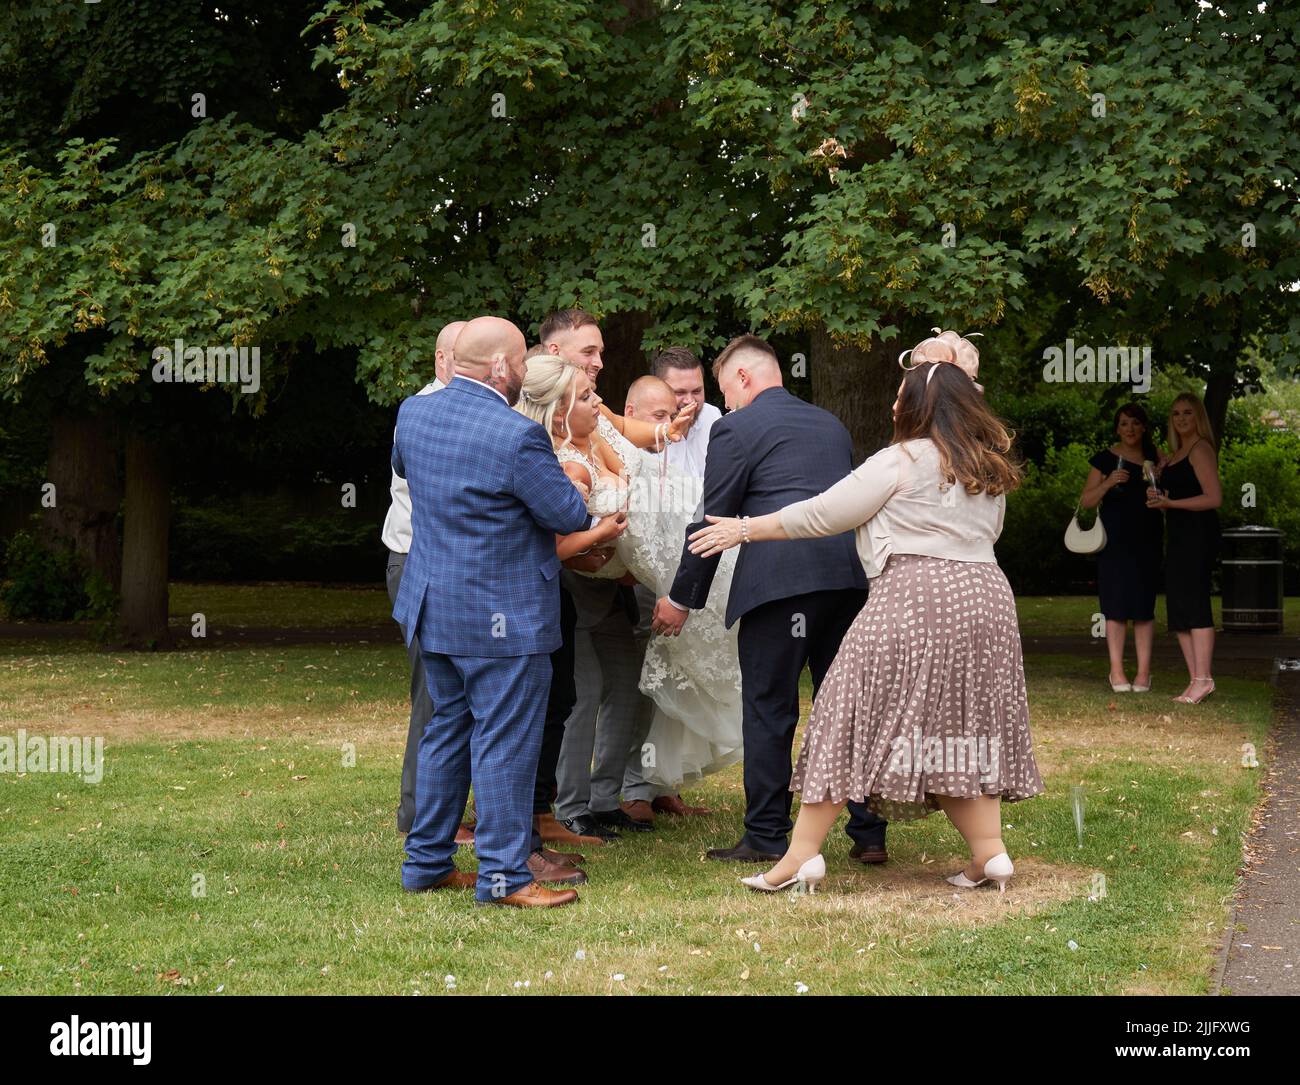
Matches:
[527,850,588,885]
[849,844,888,865]
[652,793,711,816]
[540,847,585,865]
[620,799,655,824]
[454,823,476,846]
[479,881,579,908]
[405,869,476,892]
[535,812,604,846]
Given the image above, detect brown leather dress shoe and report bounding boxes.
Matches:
[405,869,476,892]
[620,799,655,824]
[535,812,604,846]
[454,823,476,846]
[527,850,588,885]
[540,847,585,865]
[849,844,888,864]
[652,793,712,816]
[478,881,579,908]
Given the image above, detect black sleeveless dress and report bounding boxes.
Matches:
[1162,442,1219,631]
[1088,450,1163,621]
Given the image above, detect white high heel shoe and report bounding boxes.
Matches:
[946,852,1014,894]
[740,854,826,894]
[1110,677,1132,692]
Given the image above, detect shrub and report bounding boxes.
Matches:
[0,531,90,621]
[998,442,1101,596]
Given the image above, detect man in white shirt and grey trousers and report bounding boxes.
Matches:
[381,320,464,833]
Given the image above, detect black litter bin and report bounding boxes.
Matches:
[1220,526,1284,633]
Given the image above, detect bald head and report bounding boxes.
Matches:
[434,320,467,384]
[453,316,528,405]
[624,375,677,425]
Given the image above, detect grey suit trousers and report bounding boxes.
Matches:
[620,582,668,802]
[386,549,433,834]
[554,571,655,820]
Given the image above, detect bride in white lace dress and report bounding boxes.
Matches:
[515,355,743,788]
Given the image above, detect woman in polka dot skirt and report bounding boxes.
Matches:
[688,331,1044,895]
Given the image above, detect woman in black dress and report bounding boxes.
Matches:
[1079,403,1164,692]
[1147,393,1222,704]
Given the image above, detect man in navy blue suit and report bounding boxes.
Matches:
[393,316,593,908]
[652,335,889,865]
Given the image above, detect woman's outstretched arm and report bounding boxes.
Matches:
[688,451,899,558]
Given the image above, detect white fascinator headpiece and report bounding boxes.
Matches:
[898,328,983,392]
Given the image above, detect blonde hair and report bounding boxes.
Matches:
[1168,392,1216,454]
[514,353,586,448]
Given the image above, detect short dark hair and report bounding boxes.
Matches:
[650,347,703,380]
[538,308,598,346]
[711,334,778,380]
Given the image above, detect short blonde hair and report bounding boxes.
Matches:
[514,353,586,447]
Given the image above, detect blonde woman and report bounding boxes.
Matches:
[688,332,1044,895]
[1146,393,1222,703]
[516,354,747,796]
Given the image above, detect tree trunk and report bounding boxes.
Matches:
[118,433,171,649]
[43,411,122,588]
[809,322,898,463]
[599,309,654,413]
[1203,368,1233,448]
[1201,303,1243,448]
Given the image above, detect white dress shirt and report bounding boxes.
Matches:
[381,378,444,554]
[666,401,720,479]
[664,402,720,611]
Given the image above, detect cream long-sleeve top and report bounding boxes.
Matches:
[779,438,1005,578]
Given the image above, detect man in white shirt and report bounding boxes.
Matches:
[383,319,464,835]
[654,347,721,479]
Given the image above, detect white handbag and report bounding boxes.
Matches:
[1064,504,1106,554]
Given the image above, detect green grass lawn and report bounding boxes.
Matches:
[0,591,1280,995]
[12,580,1298,637]
[168,582,393,629]
[1013,594,1300,637]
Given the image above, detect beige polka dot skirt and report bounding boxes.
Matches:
[792,554,1044,821]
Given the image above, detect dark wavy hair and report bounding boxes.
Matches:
[1113,402,1159,463]
[893,362,1023,496]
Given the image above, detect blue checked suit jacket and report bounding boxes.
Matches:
[391,377,591,657]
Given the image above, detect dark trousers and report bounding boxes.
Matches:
[735,588,887,855]
[386,550,430,834]
[533,583,577,840]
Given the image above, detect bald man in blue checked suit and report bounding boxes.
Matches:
[393,316,592,908]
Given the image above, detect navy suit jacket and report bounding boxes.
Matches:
[669,386,867,628]
[391,377,591,657]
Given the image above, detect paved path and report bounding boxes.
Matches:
[1213,667,1300,995]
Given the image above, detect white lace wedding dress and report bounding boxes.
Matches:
[554,417,743,788]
